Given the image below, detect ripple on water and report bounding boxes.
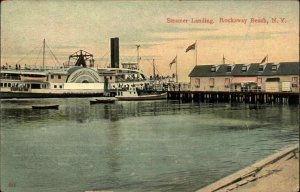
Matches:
[0,100,298,192]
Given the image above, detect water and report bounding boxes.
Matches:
[0,98,298,192]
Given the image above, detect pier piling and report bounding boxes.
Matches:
[167,91,299,105]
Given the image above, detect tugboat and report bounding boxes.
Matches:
[115,85,167,101]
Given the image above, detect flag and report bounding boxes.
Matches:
[185,42,196,52]
[260,55,268,63]
[169,56,177,69]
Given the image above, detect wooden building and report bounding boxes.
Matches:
[189,62,299,93]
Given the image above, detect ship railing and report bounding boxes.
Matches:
[11,87,30,92]
[230,87,263,92]
[1,65,67,72]
[168,83,191,91]
[115,79,147,83]
[0,76,21,80]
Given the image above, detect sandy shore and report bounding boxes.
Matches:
[197,144,299,192]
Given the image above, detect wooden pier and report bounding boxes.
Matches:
[167,91,299,104]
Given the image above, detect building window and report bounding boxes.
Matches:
[195,78,200,88]
[242,66,247,71]
[226,66,232,72]
[224,78,230,88]
[211,67,216,72]
[59,85,63,89]
[257,78,262,85]
[292,77,298,87]
[271,65,277,71]
[0,83,3,87]
[51,75,54,79]
[8,83,11,87]
[58,75,61,79]
[110,76,112,80]
[54,85,57,88]
[4,83,7,87]
[209,78,214,88]
[258,65,264,72]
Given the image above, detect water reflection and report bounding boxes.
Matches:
[105,121,121,188]
[0,99,298,192]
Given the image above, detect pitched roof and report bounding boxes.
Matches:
[261,63,277,76]
[189,64,232,77]
[189,65,213,77]
[277,62,299,75]
[189,62,299,77]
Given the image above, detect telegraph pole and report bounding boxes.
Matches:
[43,39,45,69]
[153,59,156,79]
[136,45,140,70]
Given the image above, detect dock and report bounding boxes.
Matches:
[197,144,299,192]
[167,91,299,104]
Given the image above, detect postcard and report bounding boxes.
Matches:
[0,1,299,192]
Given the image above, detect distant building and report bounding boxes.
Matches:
[189,62,299,93]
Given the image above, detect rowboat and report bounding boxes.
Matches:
[32,105,59,109]
[90,98,116,104]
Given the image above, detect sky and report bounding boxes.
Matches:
[1,0,299,82]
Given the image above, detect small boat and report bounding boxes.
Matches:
[90,98,116,104]
[115,88,167,101]
[32,105,59,109]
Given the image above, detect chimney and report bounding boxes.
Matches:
[110,37,119,68]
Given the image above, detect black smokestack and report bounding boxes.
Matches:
[110,37,119,68]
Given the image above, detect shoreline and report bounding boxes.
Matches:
[197,143,299,192]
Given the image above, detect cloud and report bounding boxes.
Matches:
[118,26,218,47]
[199,31,290,41]
[51,45,85,49]
[255,31,291,35]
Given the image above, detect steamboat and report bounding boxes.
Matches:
[0,38,153,99]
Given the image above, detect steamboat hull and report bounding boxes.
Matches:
[0,91,104,99]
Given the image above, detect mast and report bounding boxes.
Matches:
[43,39,45,69]
[136,45,140,70]
[176,55,178,83]
[152,59,156,79]
[195,40,197,66]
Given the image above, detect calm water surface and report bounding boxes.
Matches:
[0,98,298,192]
